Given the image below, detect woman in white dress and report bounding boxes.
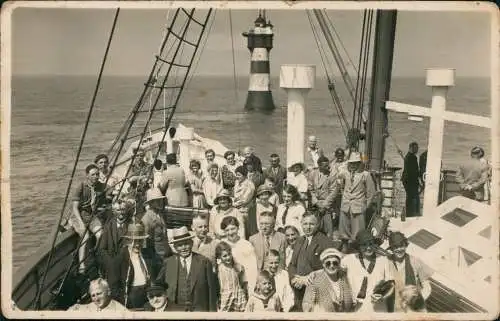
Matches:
[221,216,258,294]
[186,159,206,209]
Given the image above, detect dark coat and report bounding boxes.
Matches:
[263,165,287,200]
[402,152,420,188]
[97,219,129,277]
[288,231,336,304]
[107,246,160,304]
[156,252,219,312]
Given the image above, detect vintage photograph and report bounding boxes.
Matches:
[2,1,498,318]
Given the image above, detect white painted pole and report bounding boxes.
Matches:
[422,68,455,216]
[280,64,316,179]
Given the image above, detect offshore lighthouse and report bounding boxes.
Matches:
[242,11,276,111]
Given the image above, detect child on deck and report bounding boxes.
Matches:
[264,177,280,208]
[215,242,248,312]
[245,270,283,312]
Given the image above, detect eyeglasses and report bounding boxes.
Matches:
[324,260,340,268]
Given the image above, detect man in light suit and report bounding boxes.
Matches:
[249,211,287,271]
[156,226,218,311]
[288,212,336,311]
[336,152,377,246]
[158,153,189,207]
[263,154,287,201]
[308,155,338,238]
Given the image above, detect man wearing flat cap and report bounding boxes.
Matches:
[302,248,356,312]
[143,282,170,312]
[386,231,433,312]
[156,226,218,311]
[341,229,393,312]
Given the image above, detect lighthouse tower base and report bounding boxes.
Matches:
[244,91,275,111]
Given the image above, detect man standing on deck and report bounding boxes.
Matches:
[156,226,219,311]
[70,163,110,275]
[306,136,324,172]
[191,213,220,265]
[336,152,377,249]
[456,146,489,202]
[264,153,287,201]
[243,146,263,173]
[402,142,421,217]
[308,156,337,239]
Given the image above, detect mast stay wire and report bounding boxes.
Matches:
[34,7,121,309]
[306,10,349,140]
[229,9,242,153]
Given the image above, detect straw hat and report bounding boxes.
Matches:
[144,188,167,204]
[320,248,344,262]
[213,189,232,205]
[256,185,274,197]
[169,226,195,244]
[347,152,362,163]
[287,161,305,172]
[122,222,149,240]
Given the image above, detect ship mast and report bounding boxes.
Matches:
[364,10,398,171]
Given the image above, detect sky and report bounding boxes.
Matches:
[10,6,493,78]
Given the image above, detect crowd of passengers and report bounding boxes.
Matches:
[66,136,492,313]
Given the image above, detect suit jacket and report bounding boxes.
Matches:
[108,247,159,304]
[402,152,420,186]
[302,270,355,312]
[308,169,338,211]
[249,231,287,270]
[156,253,218,311]
[97,219,129,277]
[288,232,335,278]
[339,170,376,214]
[158,165,189,207]
[264,165,287,199]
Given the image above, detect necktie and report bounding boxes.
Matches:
[281,205,289,226]
[182,258,189,277]
[139,254,149,281]
[265,236,271,251]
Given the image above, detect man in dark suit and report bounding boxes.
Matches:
[402,142,421,217]
[156,226,218,311]
[288,212,336,311]
[97,198,134,278]
[108,222,160,310]
[263,154,287,201]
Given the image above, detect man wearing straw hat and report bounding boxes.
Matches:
[156,226,218,311]
[336,152,377,247]
[109,221,159,309]
[141,187,173,260]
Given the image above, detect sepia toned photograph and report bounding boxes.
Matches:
[1,1,498,319]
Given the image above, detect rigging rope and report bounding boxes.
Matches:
[228,9,241,153]
[34,7,121,309]
[307,10,349,140]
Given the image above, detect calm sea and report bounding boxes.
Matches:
[9,75,491,271]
